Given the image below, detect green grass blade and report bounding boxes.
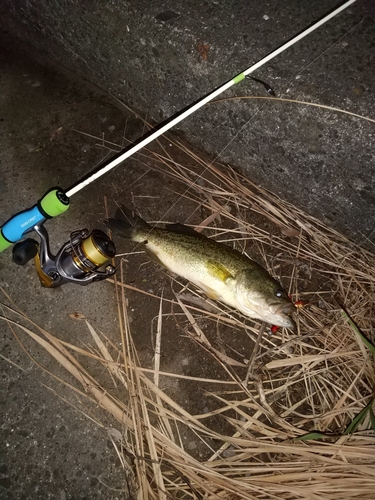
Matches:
[369,407,375,433]
[341,310,375,354]
[296,432,336,441]
[344,405,369,435]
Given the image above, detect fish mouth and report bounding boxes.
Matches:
[235,294,296,329]
[266,301,296,329]
[274,303,296,315]
[268,300,296,316]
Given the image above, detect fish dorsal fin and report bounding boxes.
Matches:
[167,223,203,237]
[105,205,149,239]
[206,260,234,283]
[115,206,149,229]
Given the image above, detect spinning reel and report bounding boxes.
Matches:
[12,223,116,288]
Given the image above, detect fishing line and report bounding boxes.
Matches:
[209,12,367,162]
[65,0,357,199]
[0,0,358,259]
[212,97,375,124]
[144,2,364,232]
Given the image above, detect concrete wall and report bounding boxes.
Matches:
[1,0,374,244]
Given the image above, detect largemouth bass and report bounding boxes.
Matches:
[105,207,295,328]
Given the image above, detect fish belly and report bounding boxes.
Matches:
[146,241,238,308]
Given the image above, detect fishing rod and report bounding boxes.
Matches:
[0,0,357,287]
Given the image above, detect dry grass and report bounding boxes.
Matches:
[1,132,375,499]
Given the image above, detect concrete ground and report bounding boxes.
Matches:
[0,2,374,498]
[0,32,139,499]
[0,30,246,500]
[0,0,374,245]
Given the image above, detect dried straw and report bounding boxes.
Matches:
[1,127,374,499]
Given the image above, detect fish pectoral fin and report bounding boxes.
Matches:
[146,249,168,269]
[197,282,219,300]
[205,260,234,283]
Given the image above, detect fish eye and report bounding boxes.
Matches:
[275,289,285,298]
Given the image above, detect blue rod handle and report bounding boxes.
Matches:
[0,188,70,252]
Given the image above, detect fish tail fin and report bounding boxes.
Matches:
[104,206,149,240]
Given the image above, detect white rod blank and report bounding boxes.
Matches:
[66,0,357,198]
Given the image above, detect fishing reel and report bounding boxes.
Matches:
[12,223,116,287]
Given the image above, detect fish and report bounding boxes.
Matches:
[104,207,296,328]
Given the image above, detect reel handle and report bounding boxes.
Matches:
[12,239,39,265]
[0,188,69,252]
